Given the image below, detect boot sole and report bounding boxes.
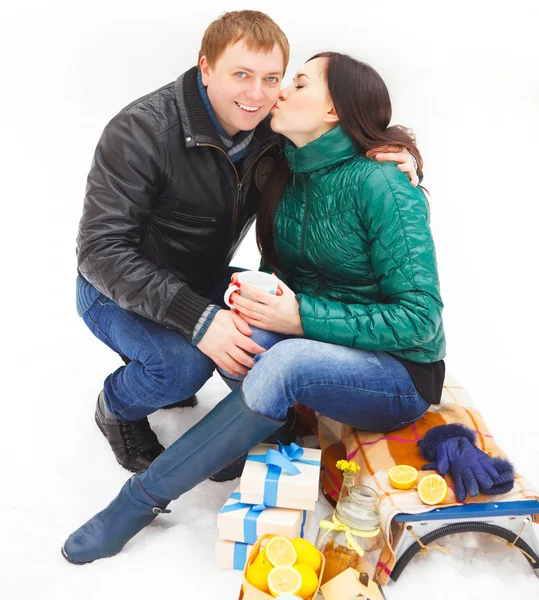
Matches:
[61,544,120,565]
[94,411,140,474]
[61,544,93,565]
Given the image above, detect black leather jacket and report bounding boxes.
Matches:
[77,66,280,338]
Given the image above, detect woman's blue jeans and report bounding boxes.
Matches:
[223,328,430,433]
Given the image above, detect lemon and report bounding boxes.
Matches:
[267,565,302,597]
[265,536,297,567]
[388,465,419,490]
[245,560,272,593]
[418,473,449,505]
[290,538,322,573]
[293,564,319,599]
[253,551,273,569]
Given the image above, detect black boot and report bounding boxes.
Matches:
[62,387,284,564]
[95,390,164,473]
[209,407,299,482]
[119,355,198,410]
[161,395,198,409]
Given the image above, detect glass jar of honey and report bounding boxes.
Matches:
[315,477,384,585]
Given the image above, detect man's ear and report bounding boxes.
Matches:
[199,56,211,86]
[324,106,340,125]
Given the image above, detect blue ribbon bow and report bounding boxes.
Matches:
[219,492,267,544]
[245,442,320,506]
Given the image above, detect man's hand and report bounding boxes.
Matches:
[197,309,267,377]
[367,145,419,187]
[230,279,303,336]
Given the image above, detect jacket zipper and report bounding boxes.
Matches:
[197,140,278,271]
[300,175,312,257]
[290,164,296,187]
[299,175,325,296]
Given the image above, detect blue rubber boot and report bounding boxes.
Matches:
[61,476,169,564]
[62,387,283,564]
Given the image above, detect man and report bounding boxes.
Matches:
[76,10,419,475]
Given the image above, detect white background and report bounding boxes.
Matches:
[2,1,539,598]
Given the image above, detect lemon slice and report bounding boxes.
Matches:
[265,536,297,567]
[418,473,449,505]
[267,565,302,597]
[388,465,419,490]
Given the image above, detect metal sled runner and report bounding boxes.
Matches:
[390,500,539,581]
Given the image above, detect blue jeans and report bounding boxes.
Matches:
[225,329,430,433]
[79,269,429,431]
[78,268,244,421]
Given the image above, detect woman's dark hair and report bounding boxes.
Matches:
[256,51,423,268]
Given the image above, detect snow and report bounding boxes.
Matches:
[3,364,538,599]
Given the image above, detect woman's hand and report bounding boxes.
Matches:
[229,277,304,336]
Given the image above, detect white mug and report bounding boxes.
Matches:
[223,270,278,308]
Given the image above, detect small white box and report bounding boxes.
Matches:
[240,443,321,511]
[218,486,309,544]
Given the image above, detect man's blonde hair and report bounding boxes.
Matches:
[198,10,290,72]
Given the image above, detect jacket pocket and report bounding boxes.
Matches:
[170,210,220,225]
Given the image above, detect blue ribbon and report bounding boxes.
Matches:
[219,492,267,544]
[300,509,307,538]
[246,442,321,506]
[233,542,248,570]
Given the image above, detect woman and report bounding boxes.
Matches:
[62,52,445,564]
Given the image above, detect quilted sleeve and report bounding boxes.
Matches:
[297,164,444,352]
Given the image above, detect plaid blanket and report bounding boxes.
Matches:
[295,373,539,586]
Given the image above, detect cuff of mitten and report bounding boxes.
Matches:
[483,456,515,495]
[418,424,477,461]
[191,304,221,346]
[165,286,213,339]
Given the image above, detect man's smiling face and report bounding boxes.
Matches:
[199,40,284,136]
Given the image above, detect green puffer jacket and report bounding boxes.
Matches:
[269,124,446,364]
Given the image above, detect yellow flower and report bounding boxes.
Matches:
[336,460,361,474]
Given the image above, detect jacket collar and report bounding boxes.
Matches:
[283,125,358,174]
[174,66,278,152]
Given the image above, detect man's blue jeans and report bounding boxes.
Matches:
[79,270,429,431]
[78,268,242,421]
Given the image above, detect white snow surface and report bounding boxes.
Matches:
[3,369,539,600]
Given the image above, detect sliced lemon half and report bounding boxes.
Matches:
[388,464,419,490]
[418,473,449,505]
[267,565,302,597]
[264,535,297,567]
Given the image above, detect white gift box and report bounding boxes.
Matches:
[215,538,254,570]
[240,443,322,511]
[218,486,309,544]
